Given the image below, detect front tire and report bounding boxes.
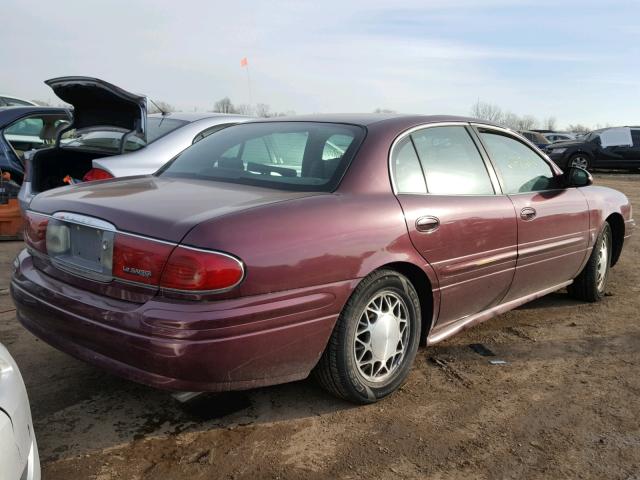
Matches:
[314,270,421,404]
[568,223,612,302]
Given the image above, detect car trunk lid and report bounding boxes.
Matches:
[28,175,317,243]
[45,76,147,140]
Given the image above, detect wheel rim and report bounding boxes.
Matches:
[596,234,609,292]
[570,156,589,169]
[353,291,409,383]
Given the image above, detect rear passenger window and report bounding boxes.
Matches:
[479,130,555,194]
[411,126,494,195]
[391,137,427,194]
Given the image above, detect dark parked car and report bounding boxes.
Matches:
[0,107,70,184]
[0,95,37,107]
[548,127,640,170]
[12,115,633,404]
[519,130,551,150]
[543,132,577,143]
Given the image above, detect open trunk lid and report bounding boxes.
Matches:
[45,76,147,139]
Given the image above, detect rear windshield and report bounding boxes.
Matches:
[158,122,365,191]
[61,117,188,153]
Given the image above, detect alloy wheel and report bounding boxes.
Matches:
[596,234,609,292]
[353,291,409,383]
[570,155,589,169]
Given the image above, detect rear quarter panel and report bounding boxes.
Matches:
[181,193,435,298]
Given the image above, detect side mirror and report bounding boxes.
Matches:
[563,166,593,188]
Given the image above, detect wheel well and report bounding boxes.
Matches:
[380,262,434,345]
[572,150,590,157]
[606,213,625,267]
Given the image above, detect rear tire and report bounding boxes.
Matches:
[568,153,591,170]
[314,269,421,404]
[568,223,612,302]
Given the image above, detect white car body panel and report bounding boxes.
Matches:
[0,343,40,480]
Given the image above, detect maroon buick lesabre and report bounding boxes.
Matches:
[11,114,634,403]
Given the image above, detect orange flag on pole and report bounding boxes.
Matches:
[240,57,248,67]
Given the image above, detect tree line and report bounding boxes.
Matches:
[469,100,608,133]
[29,96,609,133]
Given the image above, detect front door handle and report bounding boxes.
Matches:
[520,207,536,221]
[416,216,440,233]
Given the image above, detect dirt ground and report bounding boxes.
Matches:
[1,174,639,480]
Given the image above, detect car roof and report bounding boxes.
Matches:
[251,113,495,128]
[0,94,36,104]
[148,111,252,123]
[0,106,71,127]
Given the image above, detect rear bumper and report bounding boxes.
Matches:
[12,249,353,392]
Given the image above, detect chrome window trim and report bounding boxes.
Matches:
[26,210,245,295]
[388,122,501,196]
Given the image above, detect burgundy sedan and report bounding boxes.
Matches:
[11,115,634,404]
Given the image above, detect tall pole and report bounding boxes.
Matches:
[244,63,253,107]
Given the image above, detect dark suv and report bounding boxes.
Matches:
[548,127,640,171]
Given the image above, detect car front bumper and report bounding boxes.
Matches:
[11,249,352,392]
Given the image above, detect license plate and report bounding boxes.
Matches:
[46,212,115,281]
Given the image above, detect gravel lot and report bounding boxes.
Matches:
[1,174,639,480]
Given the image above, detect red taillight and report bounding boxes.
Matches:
[160,246,244,292]
[23,211,49,253]
[112,234,174,285]
[82,168,114,182]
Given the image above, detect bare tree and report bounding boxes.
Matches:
[501,112,520,129]
[470,100,503,123]
[255,103,272,117]
[566,124,590,134]
[543,116,557,131]
[235,104,254,115]
[517,115,538,131]
[212,97,237,114]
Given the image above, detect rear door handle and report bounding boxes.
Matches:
[416,216,440,233]
[520,207,536,221]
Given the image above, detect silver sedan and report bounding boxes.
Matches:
[92,112,252,177]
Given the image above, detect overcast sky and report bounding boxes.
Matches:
[2,0,639,127]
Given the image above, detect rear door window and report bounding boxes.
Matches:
[391,137,427,194]
[410,126,495,195]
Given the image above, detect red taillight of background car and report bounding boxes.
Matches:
[112,234,174,286]
[83,168,114,182]
[160,246,244,292]
[23,211,49,254]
